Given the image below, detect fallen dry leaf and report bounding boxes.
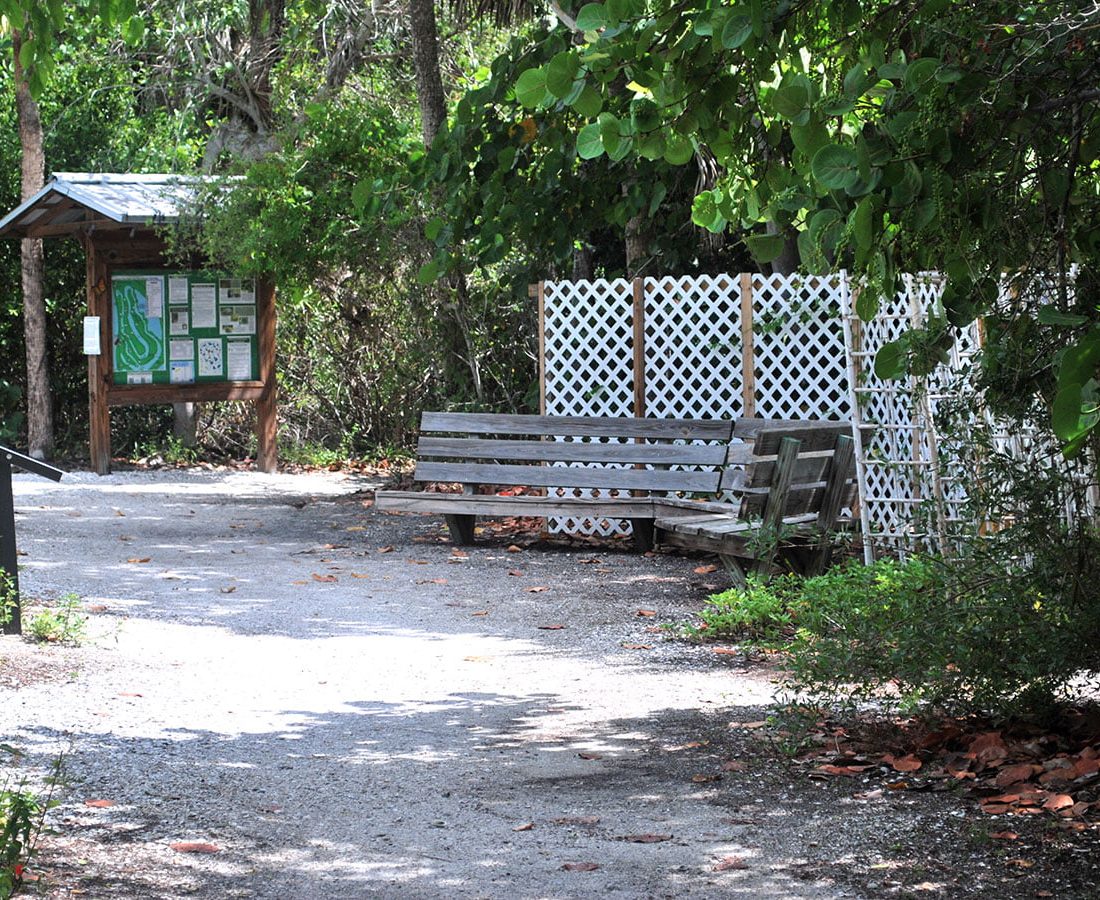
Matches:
[219,586,237,594]
[552,816,600,826]
[350,573,370,579]
[291,580,308,585]
[636,609,657,617]
[312,573,338,583]
[713,856,749,872]
[84,799,115,808]
[513,822,535,832]
[525,586,549,593]
[989,831,1019,840]
[507,544,524,553]
[451,548,469,558]
[693,564,718,574]
[537,624,566,630]
[561,862,599,872]
[1004,858,1034,869]
[406,559,429,565]
[377,546,395,553]
[578,558,601,564]
[507,570,524,577]
[621,643,652,650]
[126,557,151,564]
[691,774,722,783]
[470,611,489,617]
[416,578,448,585]
[86,605,108,614]
[721,760,747,772]
[883,753,922,773]
[995,763,1038,788]
[170,842,219,854]
[621,833,673,843]
[1043,793,1075,812]
[345,525,365,532]
[730,721,767,729]
[578,752,603,760]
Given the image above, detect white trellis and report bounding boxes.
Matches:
[538,272,984,556]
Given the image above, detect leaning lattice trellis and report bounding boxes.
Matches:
[538,272,984,555]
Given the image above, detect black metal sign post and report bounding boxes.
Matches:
[0,446,64,635]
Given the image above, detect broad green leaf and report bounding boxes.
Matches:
[852,196,874,250]
[515,68,547,108]
[772,78,811,124]
[877,61,907,81]
[18,36,36,71]
[571,85,604,118]
[874,340,906,380]
[808,208,841,242]
[811,144,859,190]
[1038,308,1089,327]
[663,133,694,165]
[575,3,608,31]
[424,217,444,241]
[576,122,604,158]
[744,232,786,263]
[417,261,441,284]
[648,182,668,216]
[904,57,939,93]
[123,14,144,45]
[720,13,753,48]
[545,52,580,98]
[691,191,726,232]
[856,288,880,320]
[934,65,964,83]
[637,130,666,159]
[1052,382,1086,442]
[791,119,828,157]
[843,63,872,97]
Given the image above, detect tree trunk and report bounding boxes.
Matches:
[407,0,482,402]
[13,31,53,460]
[409,0,447,148]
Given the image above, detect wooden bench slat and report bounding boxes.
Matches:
[751,424,852,455]
[413,461,722,493]
[417,436,727,466]
[374,491,656,519]
[420,412,734,441]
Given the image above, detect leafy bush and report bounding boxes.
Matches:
[26,595,86,646]
[679,574,800,644]
[0,747,61,900]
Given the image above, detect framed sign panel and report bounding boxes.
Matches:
[111,272,259,386]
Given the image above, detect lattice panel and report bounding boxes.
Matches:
[542,279,635,536]
[752,274,852,420]
[643,274,745,421]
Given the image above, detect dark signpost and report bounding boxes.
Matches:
[0,446,64,635]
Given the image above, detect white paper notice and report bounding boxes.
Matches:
[170,338,193,361]
[127,371,152,385]
[226,337,252,381]
[169,276,189,305]
[191,284,217,329]
[197,338,223,377]
[170,309,190,335]
[170,361,195,383]
[145,277,164,319]
[83,317,101,355]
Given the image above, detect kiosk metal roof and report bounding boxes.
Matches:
[0,173,217,239]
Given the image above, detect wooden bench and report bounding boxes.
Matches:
[374,413,735,550]
[655,424,856,582]
[375,414,857,573]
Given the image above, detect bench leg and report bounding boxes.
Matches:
[631,519,655,553]
[444,514,476,545]
[718,554,748,587]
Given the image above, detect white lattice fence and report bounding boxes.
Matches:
[540,271,987,551]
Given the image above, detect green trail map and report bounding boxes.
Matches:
[112,277,166,375]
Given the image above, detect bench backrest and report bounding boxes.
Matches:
[724,423,857,519]
[414,413,733,496]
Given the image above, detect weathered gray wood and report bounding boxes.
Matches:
[751,424,851,455]
[806,435,856,575]
[731,418,845,439]
[420,412,734,441]
[739,452,834,489]
[413,461,721,493]
[375,490,655,519]
[417,436,726,466]
[752,436,800,576]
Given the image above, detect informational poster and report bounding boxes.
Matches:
[112,276,166,376]
[112,272,259,385]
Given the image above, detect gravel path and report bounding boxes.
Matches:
[4,468,1087,898]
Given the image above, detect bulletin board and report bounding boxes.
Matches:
[111,271,260,386]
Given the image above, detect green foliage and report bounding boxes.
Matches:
[505,0,1100,447]
[678,573,797,644]
[0,382,22,446]
[26,593,86,645]
[0,746,61,900]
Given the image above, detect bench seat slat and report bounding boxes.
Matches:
[374,491,654,519]
[421,412,734,441]
[413,461,722,493]
[417,436,727,466]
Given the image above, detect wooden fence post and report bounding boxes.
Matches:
[533,282,546,415]
[739,272,756,417]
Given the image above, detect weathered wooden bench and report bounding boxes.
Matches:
[375,414,857,576]
[374,413,735,550]
[655,424,856,582]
